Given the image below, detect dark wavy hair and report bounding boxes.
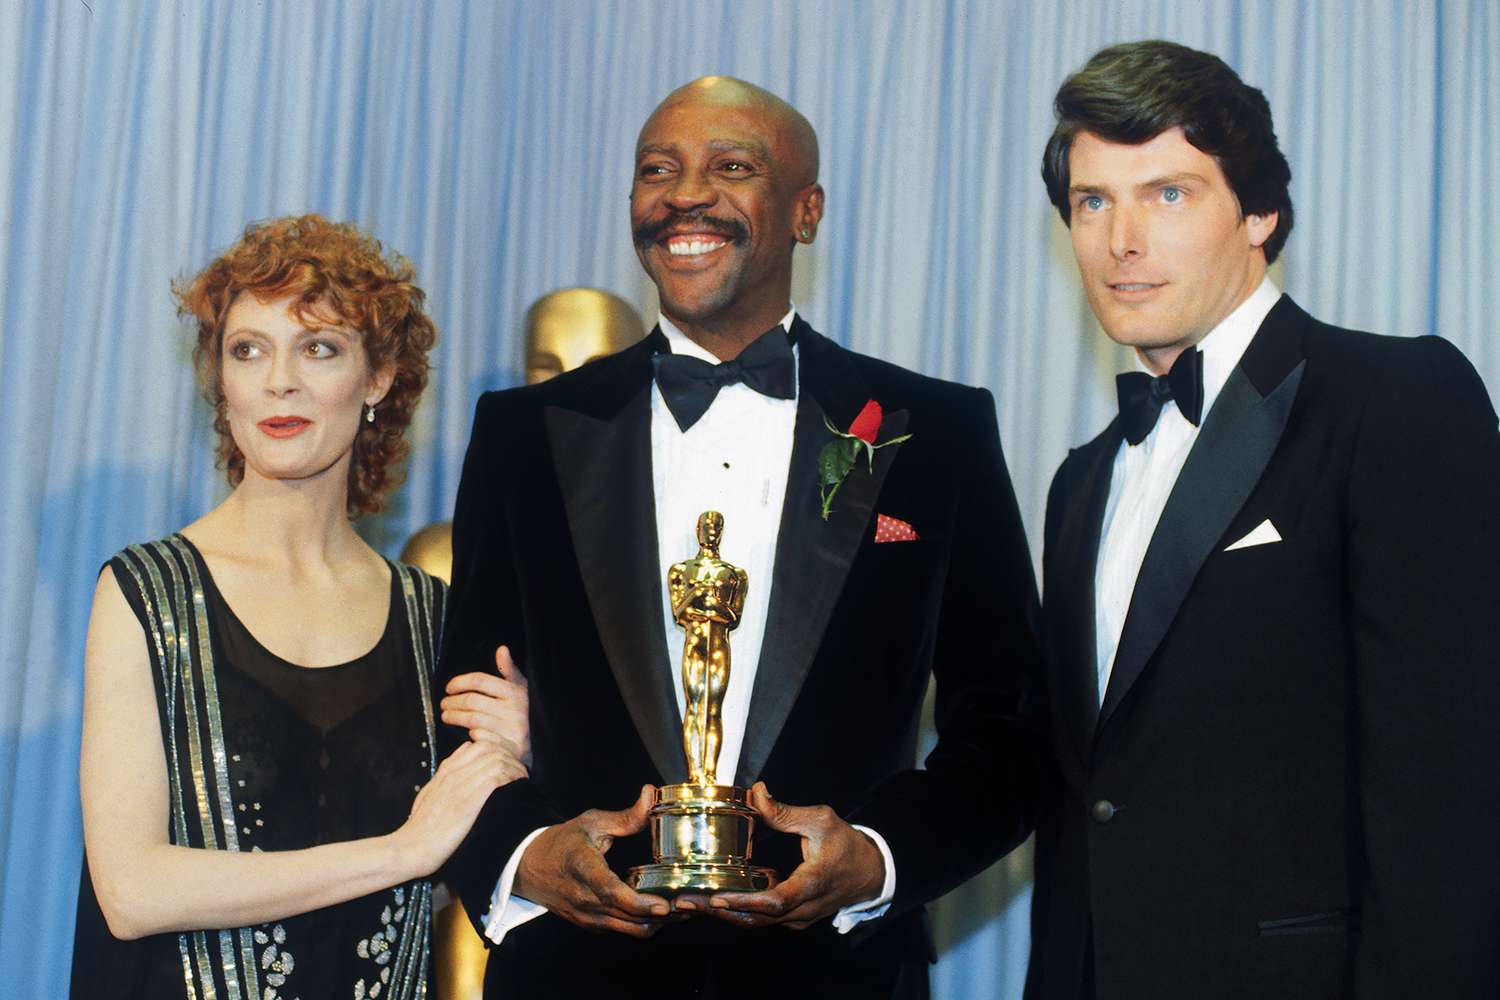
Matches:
[1041,40,1294,264]
[173,215,438,516]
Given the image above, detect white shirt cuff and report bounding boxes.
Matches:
[830,824,895,933]
[481,826,550,945]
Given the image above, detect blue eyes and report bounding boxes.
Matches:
[1076,187,1184,213]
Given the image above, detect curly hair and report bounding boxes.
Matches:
[173,214,438,516]
[1041,40,1294,264]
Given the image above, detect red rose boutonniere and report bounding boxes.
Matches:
[818,399,912,520]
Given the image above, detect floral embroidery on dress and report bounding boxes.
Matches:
[254,922,300,1000]
[353,886,407,998]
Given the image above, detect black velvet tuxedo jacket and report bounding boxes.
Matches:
[1026,296,1500,1000]
[438,317,1042,998]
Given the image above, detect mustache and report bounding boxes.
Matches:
[633,212,748,247]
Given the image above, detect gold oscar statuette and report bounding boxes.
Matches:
[627,511,774,895]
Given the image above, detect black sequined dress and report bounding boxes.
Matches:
[70,535,445,1000]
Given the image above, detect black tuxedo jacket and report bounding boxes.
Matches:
[1026,296,1500,999]
[438,317,1043,998]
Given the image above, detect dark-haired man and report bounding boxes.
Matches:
[1029,40,1500,999]
[438,76,1042,998]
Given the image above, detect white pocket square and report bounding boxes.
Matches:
[1225,519,1282,551]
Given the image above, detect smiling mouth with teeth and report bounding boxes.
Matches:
[666,236,729,257]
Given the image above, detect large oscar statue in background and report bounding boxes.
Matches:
[401,287,644,1000]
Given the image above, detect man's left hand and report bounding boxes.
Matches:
[674,782,885,930]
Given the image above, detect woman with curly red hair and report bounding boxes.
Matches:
[71,216,529,1000]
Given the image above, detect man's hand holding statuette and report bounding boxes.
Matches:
[513,786,673,938]
[674,782,885,930]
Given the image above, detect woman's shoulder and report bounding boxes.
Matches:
[90,535,204,658]
[386,562,448,677]
[102,533,200,593]
[387,560,449,622]
[108,532,194,558]
[388,560,448,593]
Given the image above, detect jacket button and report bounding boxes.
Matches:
[1090,799,1117,824]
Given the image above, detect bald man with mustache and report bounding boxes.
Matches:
[436,77,1043,999]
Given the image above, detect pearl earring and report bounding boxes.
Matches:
[365,404,376,424]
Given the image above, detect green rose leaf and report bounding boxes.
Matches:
[818,438,858,486]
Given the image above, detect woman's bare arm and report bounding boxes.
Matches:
[80,569,522,940]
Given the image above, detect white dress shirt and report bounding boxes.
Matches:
[1094,277,1282,704]
[649,312,799,780]
[482,308,895,944]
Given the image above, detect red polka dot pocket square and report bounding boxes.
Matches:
[874,513,920,543]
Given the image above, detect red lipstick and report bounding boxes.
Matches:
[258,416,312,439]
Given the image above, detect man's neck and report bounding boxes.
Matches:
[663,304,793,361]
[661,302,794,361]
[1137,342,1197,377]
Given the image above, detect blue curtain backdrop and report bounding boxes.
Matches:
[2,2,1496,996]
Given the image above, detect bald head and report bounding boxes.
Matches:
[641,76,819,187]
[630,75,825,352]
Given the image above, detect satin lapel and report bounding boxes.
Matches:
[1050,428,1119,769]
[1097,357,1306,733]
[736,326,905,785]
[544,383,685,785]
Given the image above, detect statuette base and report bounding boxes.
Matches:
[627,861,773,896]
[626,783,774,897]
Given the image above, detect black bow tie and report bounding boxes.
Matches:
[652,325,796,431]
[1116,348,1205,446]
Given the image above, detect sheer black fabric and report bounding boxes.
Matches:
[70,536,444,1000]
